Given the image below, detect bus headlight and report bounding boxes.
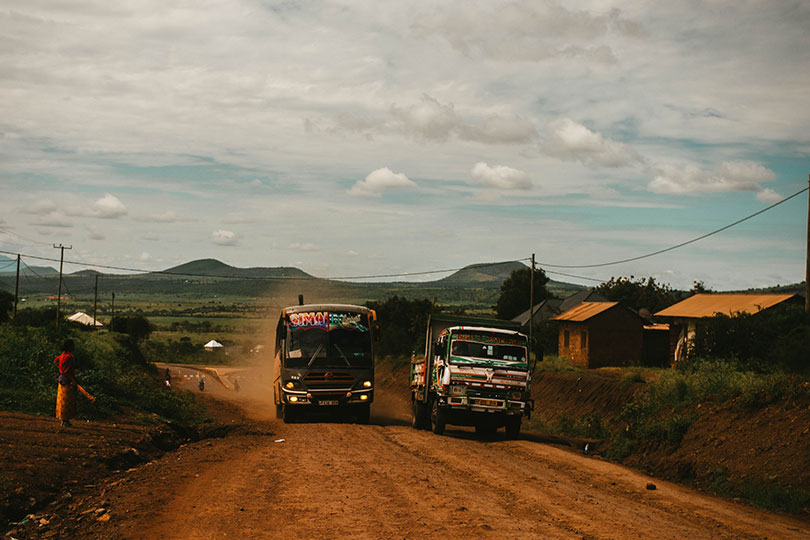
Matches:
[359,394,368,401]
[362,380,372,388]
[284,381,295,390]
[289,396,299,403]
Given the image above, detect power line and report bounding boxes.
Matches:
[0,225,51,247]
[537,186,809,269]
[0,249,530,282]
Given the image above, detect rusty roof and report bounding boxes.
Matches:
[552,301,619,322]
[654,293,798,319]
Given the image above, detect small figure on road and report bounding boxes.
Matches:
[54,339,77,427]
[199,378,205,392]
[165,367,171,381]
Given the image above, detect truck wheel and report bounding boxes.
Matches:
[475,424,497,440]
[356,403,371,425]
[282,405,296,424]
[411,399,428,430]
[505,416,521,439]
[431,398,446,435]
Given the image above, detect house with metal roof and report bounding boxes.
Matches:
[552,302,644,369]
[654,293,802,363]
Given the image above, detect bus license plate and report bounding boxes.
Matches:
[319,400,339,406]
[475,399,500,407]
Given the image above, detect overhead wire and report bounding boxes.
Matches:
[0,184,804,282]
[536,185,809,269]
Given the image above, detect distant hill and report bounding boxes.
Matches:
[433,261,527,287]
[161,258,312,279]
[0,254,58,277]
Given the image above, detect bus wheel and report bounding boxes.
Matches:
[430,398,446,435]
[411,398,428,430]
[356,403,371,425]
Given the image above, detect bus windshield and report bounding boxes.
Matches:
[285,311,372,369]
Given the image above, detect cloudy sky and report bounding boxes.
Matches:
[1,0,808,290]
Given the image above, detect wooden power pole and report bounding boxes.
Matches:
[529,253,535,360]
[13,254,20,318]
[93,273,99,330]
[53,244,71,327]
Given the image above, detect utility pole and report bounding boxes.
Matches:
[93,273,99,331]
[806,174,809,312]
[111,292,115,332]
[53,244,72,327]
[13,254,20,318]
[529,253,535,361]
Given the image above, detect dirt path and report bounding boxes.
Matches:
[26,365,810,539]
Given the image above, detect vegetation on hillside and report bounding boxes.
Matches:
[0,324,205,424]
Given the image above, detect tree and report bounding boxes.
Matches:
[365,296,434,357]
[495,267,550,320]
[111,314,153,341]
[0,290,13,322]
[594,276,679,314]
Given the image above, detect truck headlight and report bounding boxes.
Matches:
[450,385,466,395]
[362,380,372,388]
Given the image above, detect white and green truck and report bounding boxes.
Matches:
[410,314,533,438]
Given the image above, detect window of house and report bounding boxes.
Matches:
[581,330,588,350]
[563,330,570,348]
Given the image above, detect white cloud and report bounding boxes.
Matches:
[756,188,783,204]
[25,200,58,216]
[470,162,531,190]
[388,95,536,144]
[33,216,73,228]
[86,224,105,241]
[139,252,151,262]
[648,161,776,195]
[149,211,183,223]
[143,232,159,241]
[287,242,319,251]
[90,193,128,219]
[211,230,238,246]
[542,118,642,168]
[348,167,417,197]
[413,2,645,64]
[346,249,359,257]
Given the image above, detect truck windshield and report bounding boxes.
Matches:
[450,340,526,364]
[286,327,372,369]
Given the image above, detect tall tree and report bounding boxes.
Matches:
[594,276,679,313]
[495,267,550,320]
[0,290,13,322]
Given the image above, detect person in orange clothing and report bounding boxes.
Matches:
[54,339,77,427]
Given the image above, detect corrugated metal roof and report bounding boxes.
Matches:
[643,323,670,331]
[654,294,798,319]
[552,301,618,322]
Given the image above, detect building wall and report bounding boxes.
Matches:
[558,321,589,369]
[589,309,643,368]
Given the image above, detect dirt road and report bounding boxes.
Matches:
[50,365,810,539]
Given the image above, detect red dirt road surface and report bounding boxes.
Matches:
[8,364,810,539]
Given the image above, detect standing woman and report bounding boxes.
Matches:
[54,339,77,427]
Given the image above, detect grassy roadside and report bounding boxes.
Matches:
[0,324,207,425]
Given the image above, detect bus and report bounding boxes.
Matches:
[273,303,378,424]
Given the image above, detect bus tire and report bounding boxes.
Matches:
[356,403,371,424]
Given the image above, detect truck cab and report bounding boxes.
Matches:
[411,315,532,438]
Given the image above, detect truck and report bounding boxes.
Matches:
[273,303,378,424]
[410,314,532,438]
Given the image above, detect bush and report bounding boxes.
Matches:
[0,324,204,424]
[535,355,580,373]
